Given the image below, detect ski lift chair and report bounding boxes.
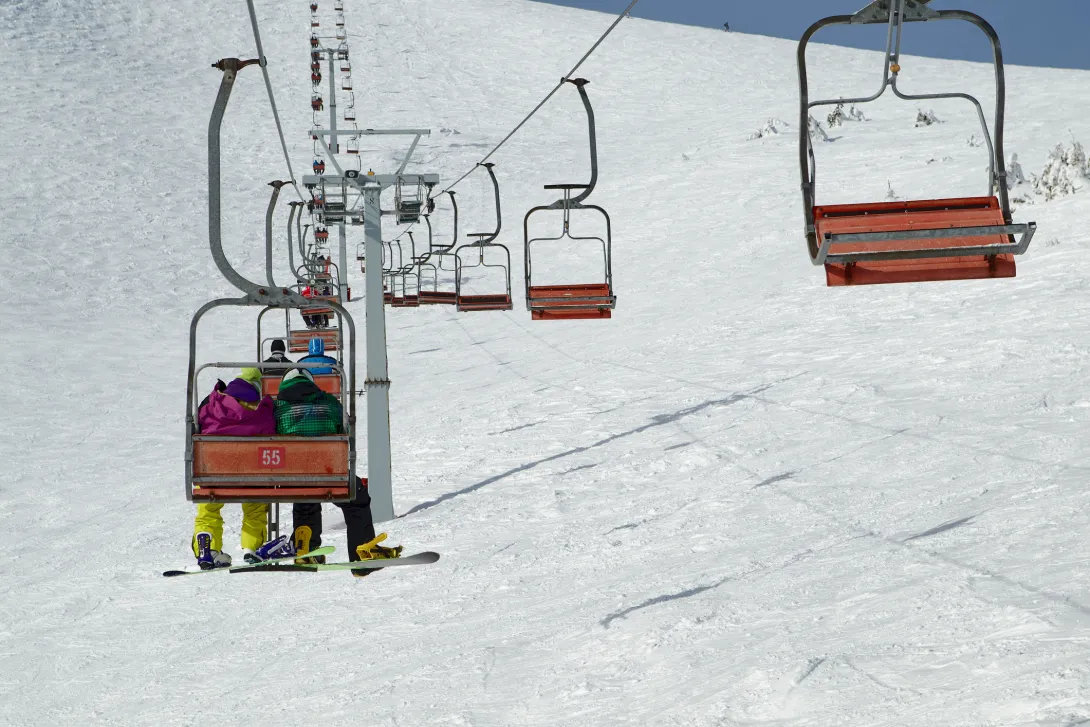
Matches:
[191,350,355,504]
[417,208,459,304]
[523,79,614,320]
[390,271,420,308]
[342,76,353,92]
[418,249,458,304]
[456,234,513,311]
[311,18,320,28]
[415,256,442,303]
[336,28,347,41]
[799,0,1035,286]
[454,164,512,311]
[395,177,425,224]
[190,58,358,515]
[341,59,351,73]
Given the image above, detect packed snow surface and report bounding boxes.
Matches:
[3,0,1090,724]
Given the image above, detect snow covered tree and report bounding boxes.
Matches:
[807,115,830,143]
[1031,142,1089,201]
[747,118,790,140]
[827,103,846,128]
[915,109,942,127]
[1006,153,1026,189]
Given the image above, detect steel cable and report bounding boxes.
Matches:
[440,0,640,194]
[245,0,306,203]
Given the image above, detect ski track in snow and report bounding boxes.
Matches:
[3,0,1090,724]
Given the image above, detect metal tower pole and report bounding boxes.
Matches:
[325,51,339,153]
[338,219,349,307]
[361,177,394,522]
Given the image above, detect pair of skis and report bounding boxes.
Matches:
[163,547,439,578]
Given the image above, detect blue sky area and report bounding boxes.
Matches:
[532,0,1090,71]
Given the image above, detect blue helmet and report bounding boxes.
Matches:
[308,338,325,356]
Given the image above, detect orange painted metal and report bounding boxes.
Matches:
[288,327,340,352]
[191,436,350,502]
[418,290,457,305]
[528,284,613,320]
[814,196,1016,286]
[458,294,513,312]
[260,375,342,397]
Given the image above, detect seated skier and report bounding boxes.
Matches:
[298,337,337,375]
[274,368,400,573]
[192,377,295,569]
[262,339,292,376]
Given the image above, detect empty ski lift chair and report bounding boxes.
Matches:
[455,164,513,312]
[799,0,1035,287]
[418,207,459,304]
[524,78,616,320]
[189,60,356,508]
[342,75,353,91]
[395,177,425,224]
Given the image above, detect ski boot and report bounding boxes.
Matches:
[352,533,403,578]
[293,526,326,565]
[195,532,232,570]
[243,535,296,564]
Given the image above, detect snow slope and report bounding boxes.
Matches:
[3,0,1090,724]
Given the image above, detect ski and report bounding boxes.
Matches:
[162,546,336,577]
[230,551,440,574]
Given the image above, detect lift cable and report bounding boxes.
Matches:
[440,0,640,195]
[245,0,306,203]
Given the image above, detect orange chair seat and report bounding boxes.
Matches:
[419,290,457,304]
[458,294,513,312]
[288,328,340,353]
[260,375,342,396]
[190,435,351,503]
[814,197,1016,286]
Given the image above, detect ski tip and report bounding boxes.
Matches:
[162,570,188,578]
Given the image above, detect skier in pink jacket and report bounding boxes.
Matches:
[191,377,287,569]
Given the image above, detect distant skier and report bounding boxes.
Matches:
[274,369,399,571]
[723,22,730,32]
[191,377,279,569]
[262,339,292,376]
[298,338,338,375]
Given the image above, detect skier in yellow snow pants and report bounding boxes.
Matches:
[192,502,269,555]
